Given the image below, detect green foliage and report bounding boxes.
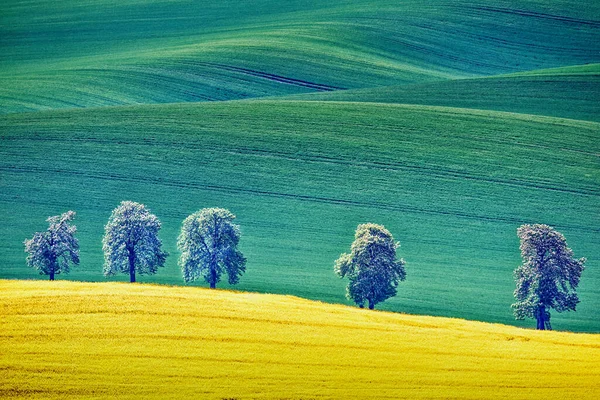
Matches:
[23,211,79,280]
[178,208,246,288]
[512,224,586,330]
[102,201,168,282]
[335,224,406,309]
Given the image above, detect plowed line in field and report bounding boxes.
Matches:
[187,61,344,91]
[470,6,600,27]
[2,136,597,196]
[1,165,597,233]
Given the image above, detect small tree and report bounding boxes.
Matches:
[178,208,246,288]
[24,211,79,280]
[512,224,586,330]
[334,223,406,309]
[102,201,168,283]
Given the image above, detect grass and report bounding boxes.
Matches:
[2,0,599,396]
[1,280,599,399]
[2,0,600,113]
[1,0,599,331]
[1,100,598,331]
[289,64,600,122]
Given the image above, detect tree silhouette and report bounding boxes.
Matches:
[24,211,79,280]
[102,201,167,282]
[178,208,246,288]
[335,223,406,309]
[512,224,586,330]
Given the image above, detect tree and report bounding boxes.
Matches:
[178,208,246,288]
[102,201,168,282]
[24,211,79,280]
[334,223,406,309]
[512,224,586,330]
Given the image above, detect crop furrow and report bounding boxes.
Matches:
[1,165,597,233]
[185,61,344,91]
[2,135,596,197]
[469,6,600,27]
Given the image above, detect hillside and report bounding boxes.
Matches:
[1,101,598,331]
[289,64,600,122]
[1,280,599,399]
[1,0,600,335]
[2,0,600,113]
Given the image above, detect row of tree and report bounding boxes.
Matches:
[25,201,246,288]
[24,201,586,330]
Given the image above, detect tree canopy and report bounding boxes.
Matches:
[178,208,246,288]
[24,211,80,280]
[102,201,168,282]
[512,224,586,330]
[334,223,406,309]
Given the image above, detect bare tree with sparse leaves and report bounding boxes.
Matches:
[24,211,79,280]
[512,224,586,330]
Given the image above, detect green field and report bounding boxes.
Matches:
[1,0,599,333]
[2,281,599,399]
[1,100,598,331]
[290,64,600,122]
[2,0,599,112]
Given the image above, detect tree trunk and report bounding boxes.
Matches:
[536,317,545,330]
[368,299,375,310]
[128,249,136,283]
[544,310,552,331]
[48,256,56,281]
[210,267,217,289]
[536,306,546,330]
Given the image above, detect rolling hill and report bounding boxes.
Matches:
[1,0,599,333]
[289,64,600,122]
[1,0,600,113]
[1,100,598,331]
[1,280,599,399]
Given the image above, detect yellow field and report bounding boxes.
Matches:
[1,280,599,399]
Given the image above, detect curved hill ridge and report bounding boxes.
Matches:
[1,280,599,399]
[286,63,600,121]
[1,0,599,113]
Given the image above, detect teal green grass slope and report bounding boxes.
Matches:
[289,64,600,122]
[2,0,600,113]
[1,101,598,332]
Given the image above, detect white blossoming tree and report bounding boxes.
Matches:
[24,211,80,280]
[102,201,168,283]
[178,208,246,288]
[512,224,586,330]
[334,223,406,309]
